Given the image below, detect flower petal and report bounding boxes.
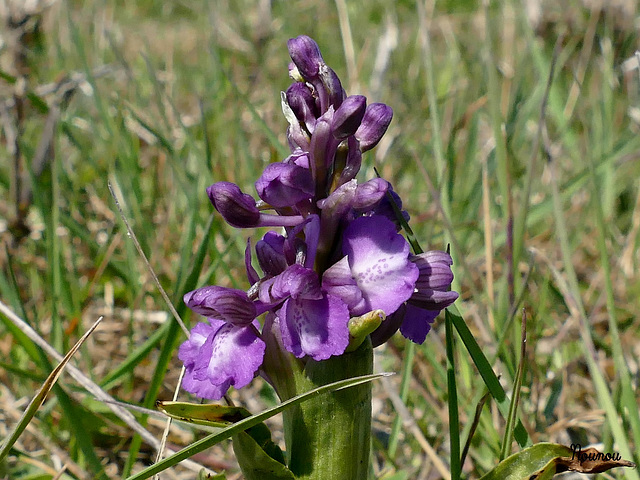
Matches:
[179,321,265,400]
[255,162,314,208]
[341,215,418,316]
[322,256,365,312]
[399,304,440,344]
[279,294,349,360]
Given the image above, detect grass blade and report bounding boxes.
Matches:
[447,304,529,447]
[445,309,461,480]
[0,316,103,463]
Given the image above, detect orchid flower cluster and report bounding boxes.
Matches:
[179,35,458,401]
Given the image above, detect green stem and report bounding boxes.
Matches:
[283,339,373,480]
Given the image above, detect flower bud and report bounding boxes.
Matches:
[256,231,287,277]
[288,35,324,80]
[355,103,393,152]
[207,182,260,228]
[332,95,366,140]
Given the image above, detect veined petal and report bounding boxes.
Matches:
[279,294,349,360]
[178,321,221,368]
[184,286,256,325]
[408,290,459,309]
[179,321,265,400]
[342,215,418,316]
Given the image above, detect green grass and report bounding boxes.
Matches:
[1,0,639,478]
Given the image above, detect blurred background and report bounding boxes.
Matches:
[1,0,639,478]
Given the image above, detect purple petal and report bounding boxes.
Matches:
[178,321,222,368]
[279,294,349,360]
[282,214,319,268]
[370,183,410,230]
[340,215,418,316]
[179,321,265,400]
[255,162,314,208]
[207,182,260,228]
[322,256,365,313]
[399,304,440,344]
[184,286,256,324]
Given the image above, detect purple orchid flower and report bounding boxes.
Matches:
[178,320,266,400]
[323,215,418,316]
[179,35,457,400]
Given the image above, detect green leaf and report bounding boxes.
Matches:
[232,431,295,480]
[447,304,529,447]
[157,401,251,427]
[479,443,636,480]
[126,372,386,480]
[160,400,290,477]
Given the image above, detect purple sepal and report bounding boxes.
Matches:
[409,251,458,309]
[324,215,418,316]
[278,293,350,360]
[179,320,265,400]
[288,35,324,80]
[285,149,310,169]
[370,183,410,229]
[355,103,393,152]
[409,290,459,309]
[399,304,440,344]
[207,182,260,228]
[255,162,315,208]
[184,285,257,325]
[353,178,389,212]
[256,231,287,277]
[332,95,366,140]
[272,264,323,301]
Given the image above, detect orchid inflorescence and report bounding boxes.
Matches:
[179,35,458,400]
